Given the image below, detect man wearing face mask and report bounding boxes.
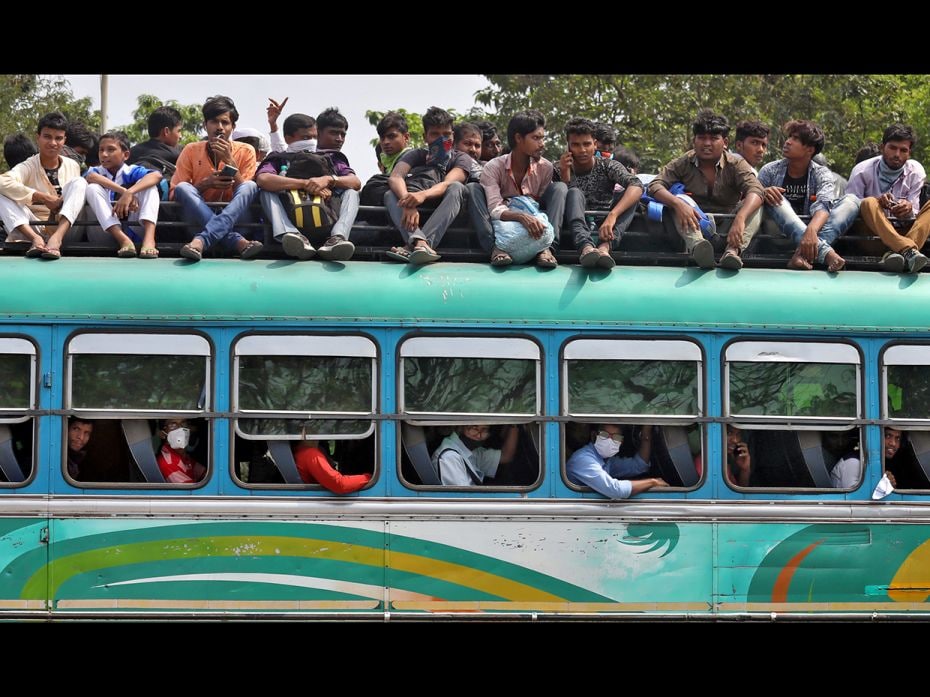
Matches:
[566,424,668,499]
[156,419,206,484]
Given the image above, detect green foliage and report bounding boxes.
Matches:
[71,355,206,411]
[365,106,497,149]
[404,357,536,415]
[476,74,930,175]
[0,355,30,408]
[0,75,99,172]
[888,366,930,419]
[729,362,857,418]
[115,94,204,147]
[568,360,699,416]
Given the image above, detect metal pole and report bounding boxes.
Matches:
[100,75,108,134]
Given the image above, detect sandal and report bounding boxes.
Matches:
[535,249,558,268]
[25,241,47,258]
[490,246,513,267]
[40,247,61,260]
[117,244,137,258]
[386,246,412,263]
[409,244,441,265]
[579,245,601,268]
[597,250,616,269]
[180,243,202,262]
[139,247,159,259]
[238,240,264,260]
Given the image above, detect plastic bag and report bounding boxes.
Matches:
[491,196,555,263]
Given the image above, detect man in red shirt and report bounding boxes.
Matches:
[293,440,370,494]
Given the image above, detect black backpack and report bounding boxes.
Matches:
[278,152,340,235]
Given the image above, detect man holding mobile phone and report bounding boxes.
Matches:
[170,95,262,262]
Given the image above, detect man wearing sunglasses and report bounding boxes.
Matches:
[566,424,668,499]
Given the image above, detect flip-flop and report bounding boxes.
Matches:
[536,250,558,268]
[25,242,46,258]
[139,247,159,259]
[239,240,263,260]
[40,248,61,260]
[180,243,202,262]
[490,247,513,267]
[409,245,441,264]
[597,251,616,269]
[117,244,137,258]
[385,246,412,263]
[579,246,601,268]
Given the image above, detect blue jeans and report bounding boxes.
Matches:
[259,188,359,242]
[467,181,567,252]
[764,194,860,264]
[173,180,258,252]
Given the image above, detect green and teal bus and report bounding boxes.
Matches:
[2,255,930,620]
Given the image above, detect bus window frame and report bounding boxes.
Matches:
[62,329,214,489]
[722,337,865,493]
[0,334,39,488]
[229,330,380,491]
[559,334,706,495]
[878,341,930,494]
[396,331,545,493]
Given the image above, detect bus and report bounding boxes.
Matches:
[1,254,930,621]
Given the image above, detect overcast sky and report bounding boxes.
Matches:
[61,74,492,182]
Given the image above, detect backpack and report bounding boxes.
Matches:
[136,156,176,201]
[277,151,340,235]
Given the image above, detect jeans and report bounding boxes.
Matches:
[384,181,465,248]
[466,181,567,252]
[567,188,637,250]
[764,193,860,264]
[173,180,258,251]
[261,188,359,242]
[669,197,761,253]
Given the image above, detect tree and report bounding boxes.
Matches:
[476,74,930,175]
[0,75,99,172]
[115,94,204,147]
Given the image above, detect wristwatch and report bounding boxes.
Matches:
[330,174,338,188]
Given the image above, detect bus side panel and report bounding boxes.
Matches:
[47,518,386,615]
[716,522,930,614]
[0,518,48,612]
[386,521,713,615]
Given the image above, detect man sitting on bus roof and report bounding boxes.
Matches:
[757,119,859,272]
[731,120,770,175]
[432,424,519,486]
[648,109,764,271]
[847,124,928,273]
[566,424,668,499]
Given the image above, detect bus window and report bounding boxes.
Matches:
[0,338,37,485]
[881,345,930,490]
[65,332,211,487]
[398,336,542,490]
[725,341,862,490]
[232,334,377,491]
[562,339,703,495]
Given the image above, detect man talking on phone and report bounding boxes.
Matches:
[170,95,262,262]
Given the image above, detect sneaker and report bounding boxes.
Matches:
[690,239,714,269]
[903,248,928,273]
[281,232,316,260]
[718,249,743,270]
[317,235,355,261]
[881,251,906,273]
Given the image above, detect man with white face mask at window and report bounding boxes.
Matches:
[566,424,668,499]
[156,418,206,484]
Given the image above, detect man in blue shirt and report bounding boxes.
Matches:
[566,424,668,499]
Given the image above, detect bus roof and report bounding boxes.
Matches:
[0,257,924,333]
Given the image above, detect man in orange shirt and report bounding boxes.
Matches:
[170,95,262,262]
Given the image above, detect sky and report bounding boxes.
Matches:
[60,74,492,183]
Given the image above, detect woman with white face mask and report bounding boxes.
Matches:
[565,424,668,499]
[156,418,206,484]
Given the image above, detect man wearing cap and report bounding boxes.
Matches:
[232,127,270,162]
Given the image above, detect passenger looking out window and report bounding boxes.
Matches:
[566,423,668,499]
[67,417,94,480]
[293,439,371,494]
[157,418,205,484]
[432,424,520,486]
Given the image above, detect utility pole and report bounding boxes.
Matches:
[100,74,108,133]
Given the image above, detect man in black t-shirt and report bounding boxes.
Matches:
[384,107,475,265]
[128,106,183,185]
